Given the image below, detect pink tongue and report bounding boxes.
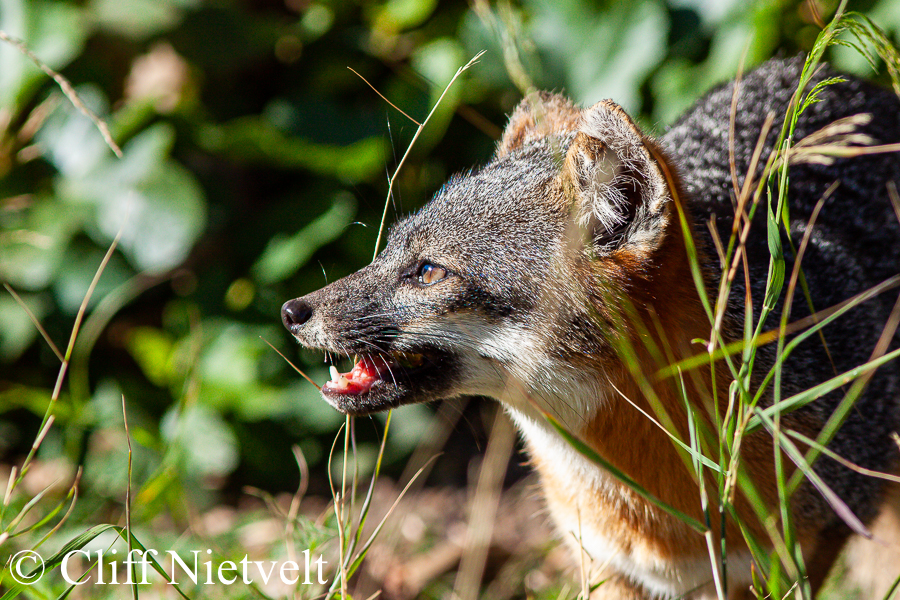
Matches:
[323,357,384,395]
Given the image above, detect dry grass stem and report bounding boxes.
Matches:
[3,283,63,362]
[711,112,776,354]
[262,337,321,390]
[728,47,750,200]
[349,67,421,126]
[34,467,81,549]
[888,180,900,225]
[453,412,516,600]
[0,30,122,157]
[707,216,726,267]
[372,50,485,260]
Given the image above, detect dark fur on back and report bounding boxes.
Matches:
[663,58,900,526]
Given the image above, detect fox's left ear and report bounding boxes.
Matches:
[497,91,581,158]
[561,100,676,252]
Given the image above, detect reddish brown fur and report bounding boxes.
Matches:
[531,120,834,594]
[497,91,581,157]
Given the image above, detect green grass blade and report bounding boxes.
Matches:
[754,410,869,537]
[1,525,193,600]
[747,347,900,432]
[542,412,707,534]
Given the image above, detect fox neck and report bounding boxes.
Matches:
[502,360,765,595]
[501,364,732,594]
[493,220,784,592]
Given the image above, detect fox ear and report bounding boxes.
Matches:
[561,100,674,252]
[496,91,581,158]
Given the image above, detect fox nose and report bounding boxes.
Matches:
[282,299,312,333]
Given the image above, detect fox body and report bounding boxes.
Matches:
[282,58,900,598]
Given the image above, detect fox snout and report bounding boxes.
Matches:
[281,298,312,334]
[280,264,467,416]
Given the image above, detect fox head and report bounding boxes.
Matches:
[282,93,689,422]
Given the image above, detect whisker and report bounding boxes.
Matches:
[378,353,398,386]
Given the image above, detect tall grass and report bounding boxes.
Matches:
[530,4,900,599]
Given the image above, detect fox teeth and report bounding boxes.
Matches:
[329,366,341,382]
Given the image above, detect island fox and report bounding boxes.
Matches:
[282,58,900,598]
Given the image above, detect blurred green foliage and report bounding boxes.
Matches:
[1,0,899,520]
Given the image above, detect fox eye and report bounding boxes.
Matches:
[418,262,448,285]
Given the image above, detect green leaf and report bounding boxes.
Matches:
[0,195,88,291]
[410,38,467,148]
[51,121,208,273]
[52,244,132,314]
[374,0,438,32]
[529,0,668,113]
[198,117,386,183]
[0,292,49,361]
[35,85,112,177]
[161,404,239,479]
[0,0,89,111]
[87,0,192,39]
[761,202,785,316]
[126,326,176,387]
[286,378,343,433]
[197,324,265,391]
[252,193,356,285]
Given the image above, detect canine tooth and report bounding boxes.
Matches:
[329,365,341,382]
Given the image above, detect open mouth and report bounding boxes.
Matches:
[309,346,458,415]
[309,340,458,414]
[323,352,427,397]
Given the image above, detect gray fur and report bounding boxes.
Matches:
[663,57,900,527]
